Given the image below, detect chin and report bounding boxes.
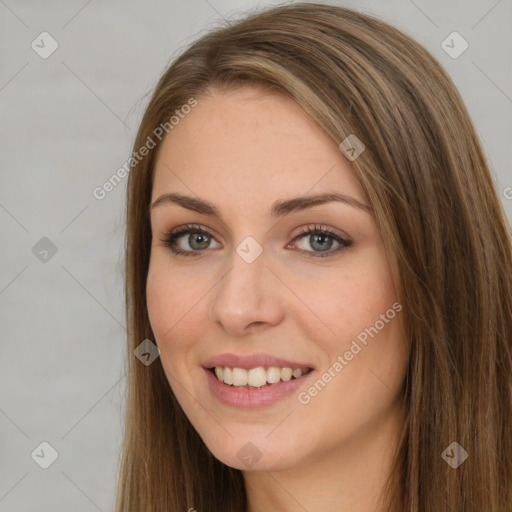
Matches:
[202,432,302,472]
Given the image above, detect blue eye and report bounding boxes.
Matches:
[291,224,352,258]
[158,223,352,258]
[158,224,220,258]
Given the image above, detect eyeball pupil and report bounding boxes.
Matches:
[311,234,332,251]
[190,233,210,250]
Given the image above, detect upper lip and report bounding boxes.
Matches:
[203,353,315,370]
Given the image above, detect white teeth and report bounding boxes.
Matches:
[215,367,224,381]
[223,367,233,385]
[248,367,267,387]
[281,367,292,381]
[232,367,248,386]
[266,366,281,384]
[213,365,310,387]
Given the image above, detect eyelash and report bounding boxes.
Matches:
[157,223,352,259]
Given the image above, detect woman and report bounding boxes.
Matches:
[116,3,512,511]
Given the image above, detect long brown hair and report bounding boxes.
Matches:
[115,3,512,511]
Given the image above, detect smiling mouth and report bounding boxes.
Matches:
[208,366,313,388]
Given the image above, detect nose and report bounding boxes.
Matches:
[209,245,285,336]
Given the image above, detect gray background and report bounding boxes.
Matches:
[0,0,510,510]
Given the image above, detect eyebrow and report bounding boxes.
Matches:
[150,192,373,217]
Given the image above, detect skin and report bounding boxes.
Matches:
[146,86,409,512]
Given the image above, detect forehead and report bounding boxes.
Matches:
[151,86,366,207]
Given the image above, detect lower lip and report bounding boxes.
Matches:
[204,368,315,408]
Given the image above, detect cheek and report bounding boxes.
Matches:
[146,258,182,343]
[146,257,208,348]
[303,254,397,344]
[146,261,171,336]
[322,256,406,400]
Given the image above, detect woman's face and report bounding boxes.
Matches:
[146,86,409,472]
